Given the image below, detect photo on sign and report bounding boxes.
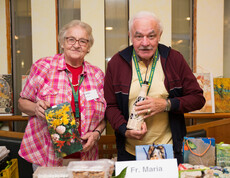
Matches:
[135,144,174,160]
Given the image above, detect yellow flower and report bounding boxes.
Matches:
[62,113,69,125]
[62,104,70,113]
[61,152,67,157]
[70,119,75,126]
[55,108,64,119]
[48,110,54,117]
[51,118,62,128]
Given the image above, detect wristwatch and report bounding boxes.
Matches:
[164,99,171,112]
[93,129,101,140]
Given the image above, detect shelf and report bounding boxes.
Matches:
[184,113,230,119]
[0,115,28,121]
[1,114,230,143]
[1,113,230,121]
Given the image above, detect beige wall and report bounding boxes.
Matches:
[31,0,57,63]
[0,0,8,74]
[0,0,227,77]
[224,0,230,77]
[81,0,105,72]
[196,0,224,77]
[129,0,171,46]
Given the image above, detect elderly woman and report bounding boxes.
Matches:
[18,20,106,169]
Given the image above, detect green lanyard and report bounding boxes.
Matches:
[133,48,159,94]
[66,71,84,118]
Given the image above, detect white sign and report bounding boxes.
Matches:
[115,159,178,178]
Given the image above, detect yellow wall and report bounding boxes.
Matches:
[0,0,8,74]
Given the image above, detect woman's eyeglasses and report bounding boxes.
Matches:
[65,37,89,46]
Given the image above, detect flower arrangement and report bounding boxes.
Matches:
[45,102,82,157]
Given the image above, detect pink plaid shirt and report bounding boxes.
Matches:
[18,54,106,166]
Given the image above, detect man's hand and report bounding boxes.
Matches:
[135,96,167,119]
[35,100,50,120]
[125,122,147,140]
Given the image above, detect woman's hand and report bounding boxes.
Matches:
[81,131,100,152]
[35,100,50,120]
[18,98,50,119]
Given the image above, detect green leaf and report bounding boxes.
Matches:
[187,140,197,149]
[112,167,127,178]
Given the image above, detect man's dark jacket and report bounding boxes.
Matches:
[104,44,205,163]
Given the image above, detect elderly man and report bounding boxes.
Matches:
[104,11,205,164]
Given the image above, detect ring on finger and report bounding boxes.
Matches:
[147,109,151,114]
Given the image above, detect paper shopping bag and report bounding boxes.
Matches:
[183,137,215,166]
[216,142,230,167]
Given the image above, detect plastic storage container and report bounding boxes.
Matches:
[67,159,114,178]
[0,159,19,178]
[98,159,115,177]
[33,167,69,178]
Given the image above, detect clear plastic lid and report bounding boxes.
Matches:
[67,160,107,172]
[33,167,68,178]
[67,159,115,178]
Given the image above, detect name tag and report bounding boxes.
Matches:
[115,159,178,178]
[84,89,99,101]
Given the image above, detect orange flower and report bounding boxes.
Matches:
[56,140,65,149]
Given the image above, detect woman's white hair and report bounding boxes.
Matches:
[129,11,163,39]
[58,20,94,48]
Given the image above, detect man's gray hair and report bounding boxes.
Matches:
[129,11,163,39]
